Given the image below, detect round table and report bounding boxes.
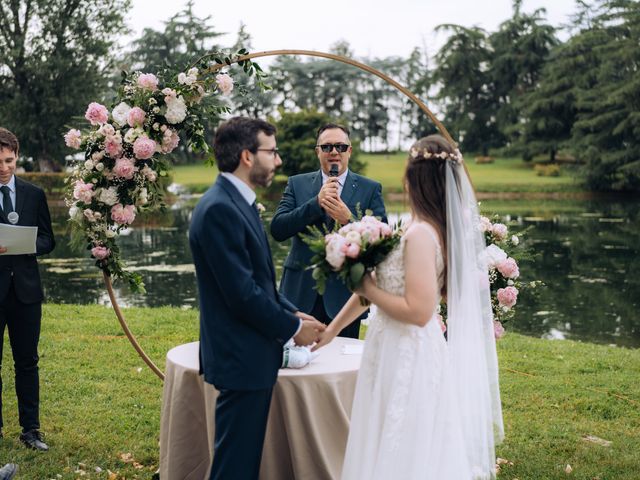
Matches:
[160,337,364,480]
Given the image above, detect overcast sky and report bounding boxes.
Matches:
[126,0,578,59]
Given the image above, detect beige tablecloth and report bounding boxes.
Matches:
[160,338,363,480]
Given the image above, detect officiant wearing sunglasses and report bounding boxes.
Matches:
[271,123,386,338]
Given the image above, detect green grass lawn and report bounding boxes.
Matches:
[171,153,582,195]
[1,304,638,478]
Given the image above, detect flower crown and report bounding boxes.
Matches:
[409,147,464,165]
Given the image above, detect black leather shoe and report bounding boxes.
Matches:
[0,463,17,480]
[20,429,49,451]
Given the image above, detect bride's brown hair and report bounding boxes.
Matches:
[403,134,459,296]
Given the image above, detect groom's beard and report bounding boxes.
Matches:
[250,159,275,188]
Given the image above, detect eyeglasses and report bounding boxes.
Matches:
[317,143,350,153]
[257,148,280,157]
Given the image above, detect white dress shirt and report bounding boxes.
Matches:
[0,175,17,212]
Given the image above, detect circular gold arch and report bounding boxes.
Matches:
[112,49,463,381]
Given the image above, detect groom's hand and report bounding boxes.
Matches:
[293,315,326,346]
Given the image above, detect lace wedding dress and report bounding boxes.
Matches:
[341,225,476,479]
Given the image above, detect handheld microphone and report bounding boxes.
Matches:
[7,212,19,225]
[329,164,339,177]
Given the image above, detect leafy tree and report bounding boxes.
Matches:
[489,0,559,149]
[571,0,640,191]
[432,25,497,154]
[400,47,436,145]
[0,0,130,169]
[272,109,365,177]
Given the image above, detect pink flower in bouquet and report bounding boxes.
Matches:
[362,224,381,243]
[492,223,508,241]
[133,136,156,159]
[344,231,362,245]
[161,128,180,153]
[137,73,159,91]
[343,242,361,259]
[73,181,94,203]
[497,257,520,279]
[497,286,518,308]
[325,233,347,269]
[85,102,109,125]
[91,245,110,260]
[479,215,492,232]
[127,107,146,127]
[64,129,82,149]
[215,73,234,95]
[380,222,392,237]
[113,157,138,180]
[493,320,505,339]
[104,135,123,158]
[111,203,136,225]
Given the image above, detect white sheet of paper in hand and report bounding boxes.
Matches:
[0,224,38,255]
[341,344,364,355]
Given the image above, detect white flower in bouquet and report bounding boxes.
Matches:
[165,95,188,124]
[97,187,119,206]
[325,233,347,269]
[491,223,508,241]
[485,244,508,269]
[112,102,132,127]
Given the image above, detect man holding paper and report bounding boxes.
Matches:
[0,128,55,451]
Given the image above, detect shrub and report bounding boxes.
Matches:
[534,164,561,177]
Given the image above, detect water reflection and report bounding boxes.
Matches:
[41,198,640,348]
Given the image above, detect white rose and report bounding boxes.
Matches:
[345,231,362,245]
[124,127,141,144]
[95,162,104,172]
[325,234,347,270]
[511,235,519,246]
[484,244,508,269]
[69,205,79,219]
[165,95,187,124]
[112,102,131,126]
[105,229,116,238]
[98,187,119,206]
[84,160,94,170]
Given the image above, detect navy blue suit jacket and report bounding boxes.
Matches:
[0,177,55,304]
[271,170,386,318]
[189,175,300,391]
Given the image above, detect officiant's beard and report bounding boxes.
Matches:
[249,158,275,188]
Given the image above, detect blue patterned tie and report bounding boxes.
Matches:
[1,185,13,218]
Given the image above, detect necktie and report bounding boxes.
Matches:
[1,185,13,218]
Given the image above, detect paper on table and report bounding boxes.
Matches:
[0,223,38,255]
[341,344,364,355]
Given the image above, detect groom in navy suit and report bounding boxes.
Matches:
[189,117,325,480]
[271,124,386,338]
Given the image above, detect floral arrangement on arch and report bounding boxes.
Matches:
[64,50,267,292]
[480,214,540,339]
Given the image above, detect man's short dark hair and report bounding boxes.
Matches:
[213,117,277,172]
[316,123,350,143]
[0,127,19,154]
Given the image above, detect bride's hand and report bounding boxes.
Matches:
[311,326,337,352]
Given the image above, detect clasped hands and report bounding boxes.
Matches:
[292,312,326,347]
[318,177,352,225]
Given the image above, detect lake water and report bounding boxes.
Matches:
[40,196,640,348]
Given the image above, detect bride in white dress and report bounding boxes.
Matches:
[313,135,504,480]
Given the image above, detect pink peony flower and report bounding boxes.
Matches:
[113,157,138,180]
[127,107,146,127]
[343,242,361,259]
[85,102,109,125]
[493,320,505,340]
[91,245,110,260]
[133,136,157,159]
[497,286,519,308]
[137,73,159,91]
[73,181,94,203]
[380,222,392,238]
[497,257,520,279]
[64,129,82,149]
[325,233,347,269]
[111,204,136,225]
[215,73,234,95]
[104,136,123,158]
[161,128,180,153]
[492,223,508,241]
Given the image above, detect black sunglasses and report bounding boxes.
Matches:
[317,143,350,153]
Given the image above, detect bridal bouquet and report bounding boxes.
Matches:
[303,215,402,305]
